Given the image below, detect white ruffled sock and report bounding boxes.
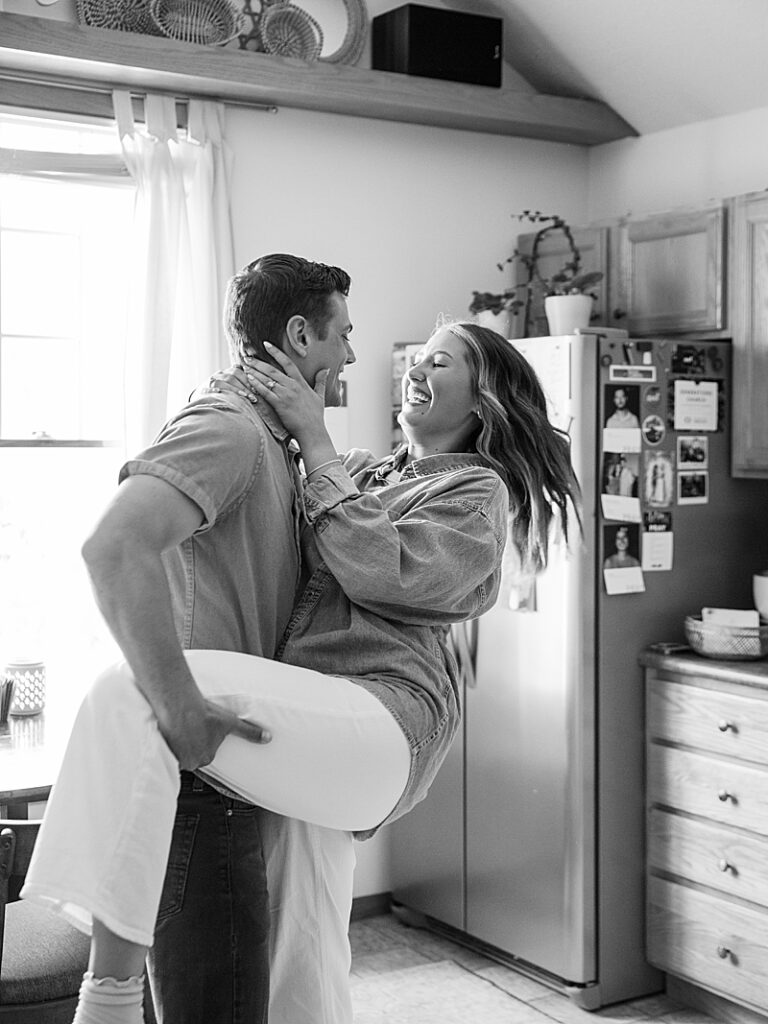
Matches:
[72,972,145,1024]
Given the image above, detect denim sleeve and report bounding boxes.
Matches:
[304,467,508,624]
[121,399,266,530]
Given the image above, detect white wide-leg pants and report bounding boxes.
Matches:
[21,650,410,949]
[261,813,358,1024]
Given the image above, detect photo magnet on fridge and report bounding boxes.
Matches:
[603,523,645,595]
[643,451,674,508]
[677,434,708,468]
[677,470,709,505]
[601,452,641,523]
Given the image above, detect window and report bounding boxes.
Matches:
[0,111,134,708]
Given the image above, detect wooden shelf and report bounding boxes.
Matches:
[0,12,637,145]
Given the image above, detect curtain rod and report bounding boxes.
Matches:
[0,71,279,115]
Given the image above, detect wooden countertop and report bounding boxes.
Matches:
[0,702,76,811]
[640,645,768,690]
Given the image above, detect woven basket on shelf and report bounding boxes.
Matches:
[320,0,367,65]
[260,2,323,61]
[150,0,244,45]
[76,0,163,35]
[684,615,768,661]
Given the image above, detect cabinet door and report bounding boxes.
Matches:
[515,226,608,337]
[732,192,768,477]
[610,206,726,335]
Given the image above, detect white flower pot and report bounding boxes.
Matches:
[544,294,593,336]
[477,308,513,339]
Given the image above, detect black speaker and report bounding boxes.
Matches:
[372,4,503,89]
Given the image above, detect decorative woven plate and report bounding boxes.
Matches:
[150,0,244,45]
[260,2,323,61]
[76,0,162,35]
[319,0,367,66]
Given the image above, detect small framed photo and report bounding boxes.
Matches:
[677,434,708,468]
[677,470,708,505]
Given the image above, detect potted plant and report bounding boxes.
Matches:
[469,211,604,336]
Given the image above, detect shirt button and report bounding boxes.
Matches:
[226,809,233,817]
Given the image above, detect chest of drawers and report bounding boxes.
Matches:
[643,651,768,1020]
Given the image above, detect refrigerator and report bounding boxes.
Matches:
[390,332,768,1009]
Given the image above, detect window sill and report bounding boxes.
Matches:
[0,12,637,145]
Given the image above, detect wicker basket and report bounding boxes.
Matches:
[150,0,244,45]
[260,2,323,61]
[684,614,768,661]
[76,0,163,35]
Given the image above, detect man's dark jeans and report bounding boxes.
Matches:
[147,771,270,1024]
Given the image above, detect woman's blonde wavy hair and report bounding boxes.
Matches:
[442,321,582,576]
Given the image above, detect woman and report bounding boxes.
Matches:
[21,321,580,1024]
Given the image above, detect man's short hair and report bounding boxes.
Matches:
[224,253,351,363]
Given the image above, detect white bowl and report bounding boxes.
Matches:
[754,571,768,621]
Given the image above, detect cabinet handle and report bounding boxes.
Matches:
[717,789,737,803]
[717,858,736,873]
[717,719,737,733]
[716,945,732,961]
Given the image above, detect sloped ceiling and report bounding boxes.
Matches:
[435,0,768,135]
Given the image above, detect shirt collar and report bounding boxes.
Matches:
[373,444,489,483]
[245,393,291,445]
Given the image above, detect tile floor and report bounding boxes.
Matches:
[349,913,720,1024]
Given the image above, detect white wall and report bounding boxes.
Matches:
[225,104,590,458]
[224,103,590,894]
[587,104,768,221]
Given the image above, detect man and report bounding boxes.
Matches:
[81,253,356,1023]
[605,386,640,429]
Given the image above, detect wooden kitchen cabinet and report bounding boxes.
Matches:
[643,650,768,1022]
[607,205,727,336]
[731,191,768,477]
[515,206,727,340]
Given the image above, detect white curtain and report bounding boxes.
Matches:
[112,90,236,453]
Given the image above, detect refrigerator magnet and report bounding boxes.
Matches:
[643,451,674,508]
[641,414,666,446]
[603,384,642,452]
[600,452,641,522]
[603,524,646,595]
[677,434,708,469]
[642,511,674,572]
[677,470,709,505]
[672,379,718,431]
[604,384,641,429]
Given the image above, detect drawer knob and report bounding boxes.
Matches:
[716,945,732,961]
[717,858,736,874]
[717,719,737,733]
[717,789,737,803]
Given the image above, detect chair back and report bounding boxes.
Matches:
[0,819,41,968]
[0,818,156,1022]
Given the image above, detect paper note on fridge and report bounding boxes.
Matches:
[673,379,718,431]
[601,494,641,523]
[603,427,641,454]
[603,565,646,595]
[642,529,673,571]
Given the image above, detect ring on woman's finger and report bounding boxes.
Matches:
[266,380,276,390]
